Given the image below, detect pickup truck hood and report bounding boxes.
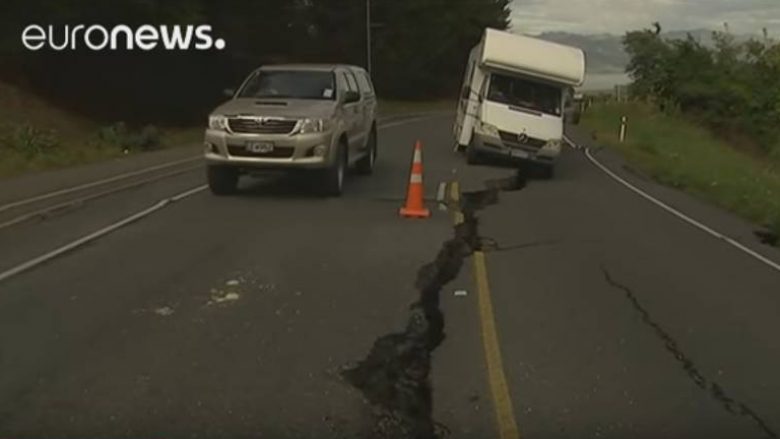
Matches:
[211,98,338,119]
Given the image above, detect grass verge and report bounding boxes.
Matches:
[0,124,203,179]
[582,101,780,239]
[0,81,206,179]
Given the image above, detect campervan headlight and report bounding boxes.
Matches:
[544,139,563,151]
[476,121,500,137]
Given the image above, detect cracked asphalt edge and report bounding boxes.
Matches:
[601,265,778,439]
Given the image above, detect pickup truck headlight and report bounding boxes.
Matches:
[476,121,500,137]
[209,115,228,131]
[296,118,330,134]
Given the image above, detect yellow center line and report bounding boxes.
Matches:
[450,181,465,225]
[450,180,520,439]
[474,251,520,439]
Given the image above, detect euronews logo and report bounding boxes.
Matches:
[21,24,226,51]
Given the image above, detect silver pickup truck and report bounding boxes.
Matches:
[204,64,378,196]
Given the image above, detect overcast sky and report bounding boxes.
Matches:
[510,0,780,35]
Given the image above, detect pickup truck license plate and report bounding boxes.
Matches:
[246,141,274,154]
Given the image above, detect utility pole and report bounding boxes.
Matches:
[366,0,372,73]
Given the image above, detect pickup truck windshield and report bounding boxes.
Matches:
[487,73,562,116]
[238,71,336,100]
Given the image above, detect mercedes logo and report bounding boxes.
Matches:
[517,133,528,143]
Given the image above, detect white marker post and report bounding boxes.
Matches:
[619,116,627,143]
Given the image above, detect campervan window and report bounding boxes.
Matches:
[486,73,562,116]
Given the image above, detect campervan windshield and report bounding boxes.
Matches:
[487,73,562,117]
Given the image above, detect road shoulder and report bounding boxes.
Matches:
[565,124,780,269]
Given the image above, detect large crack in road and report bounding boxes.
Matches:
[341,172,527,439]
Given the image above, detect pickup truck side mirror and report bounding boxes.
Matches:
[344,91,361,104]
[223,88,236,98]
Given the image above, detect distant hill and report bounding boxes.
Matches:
[531,29,757,74]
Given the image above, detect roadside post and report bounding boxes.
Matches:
[619,116,627,142]
[366,0,372,73]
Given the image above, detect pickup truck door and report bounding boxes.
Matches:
[345,71,367,153]
[337,70,362,159]
[352,70,376,146]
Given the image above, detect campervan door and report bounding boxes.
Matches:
[454,46,486,148]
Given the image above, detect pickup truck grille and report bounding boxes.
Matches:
[228,117,297,134]
[227,145,295,158]
[498,131,546,149]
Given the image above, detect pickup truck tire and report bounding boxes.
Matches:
[207,165,239,195]
[319,143,347,196]
[356,126,377,175]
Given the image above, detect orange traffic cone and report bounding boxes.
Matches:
[400,140,431,219]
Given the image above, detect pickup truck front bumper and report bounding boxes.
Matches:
[203,129,336,170]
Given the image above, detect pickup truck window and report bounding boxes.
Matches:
[345,72,360,93]
[356,72,374,94]
[238,70,336,100]
[487,73,562,116]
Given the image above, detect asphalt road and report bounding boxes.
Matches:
[0,114,779,439]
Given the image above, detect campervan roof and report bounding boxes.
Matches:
[479,28,586,87]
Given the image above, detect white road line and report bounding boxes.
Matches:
[0,156,201,214]
[0,165,202,231]
[0,185,208,284]
[578,142,780,274]
[436,182,447,210]
[378,116,429,129]
[563,134,581,150]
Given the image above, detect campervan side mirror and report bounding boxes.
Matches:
[564,107,581,125]
[223,88,236,98]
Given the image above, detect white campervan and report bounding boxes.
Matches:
[454,28,586,176]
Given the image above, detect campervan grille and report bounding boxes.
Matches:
[498,131,546,149]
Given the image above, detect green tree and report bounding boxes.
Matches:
[623,26,673,100]
[623,23,780,154]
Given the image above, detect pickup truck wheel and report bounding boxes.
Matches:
[356,127,377,175]
[320,144,347,196]
[207,166,239,195]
